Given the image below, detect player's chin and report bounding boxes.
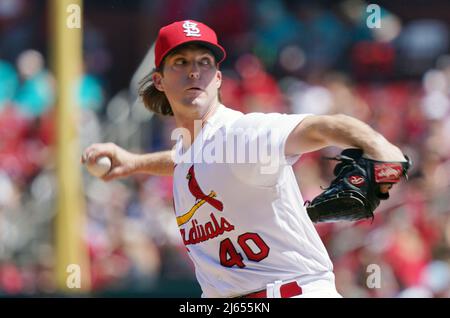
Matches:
[182,96,209,109]
[182,88,205,100]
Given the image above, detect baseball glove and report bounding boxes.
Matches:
[305,148,411,223]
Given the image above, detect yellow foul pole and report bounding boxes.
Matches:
[50,0,91,293]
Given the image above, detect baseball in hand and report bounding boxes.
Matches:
[85,156,112,178]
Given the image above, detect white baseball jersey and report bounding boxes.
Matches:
[172,104,335,298]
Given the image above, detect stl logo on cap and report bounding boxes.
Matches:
[154,19,226,68]
[182,20,201,37]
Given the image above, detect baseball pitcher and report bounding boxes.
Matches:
[82,20,410,298]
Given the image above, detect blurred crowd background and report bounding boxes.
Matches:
[1,0,450,297]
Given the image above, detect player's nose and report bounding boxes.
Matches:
[188,70,200,79]
[188,62,201,79]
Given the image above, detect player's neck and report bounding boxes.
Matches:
[174,101,221,146]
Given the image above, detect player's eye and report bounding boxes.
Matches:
[174,58,187,65]
[200,58,211,65]
[199,57,213,66]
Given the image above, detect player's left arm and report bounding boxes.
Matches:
[285,114,406,162]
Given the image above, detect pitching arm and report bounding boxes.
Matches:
[285,114,405,162]
[82,143,174,181]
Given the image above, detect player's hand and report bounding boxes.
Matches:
[363,143,407,194]
[81,143,139,181]
[363,143,406,162]
[379,183,393,194]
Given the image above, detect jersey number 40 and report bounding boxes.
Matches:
[219,232,270,268]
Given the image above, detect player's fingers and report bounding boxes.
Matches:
[82,145,99,163]
[82,144,115,164]
[102,166,126,182]
[379,183,393,193]
[83,149,99,164]
[87,150,107,163]
[81,146,96,163]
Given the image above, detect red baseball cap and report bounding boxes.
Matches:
[154,20,226,68]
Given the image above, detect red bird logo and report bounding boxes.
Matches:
[186,165,223,211]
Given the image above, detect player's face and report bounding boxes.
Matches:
[153,46,222,120]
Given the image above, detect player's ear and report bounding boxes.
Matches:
[215,70,222,89]
[152,72,164,92]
